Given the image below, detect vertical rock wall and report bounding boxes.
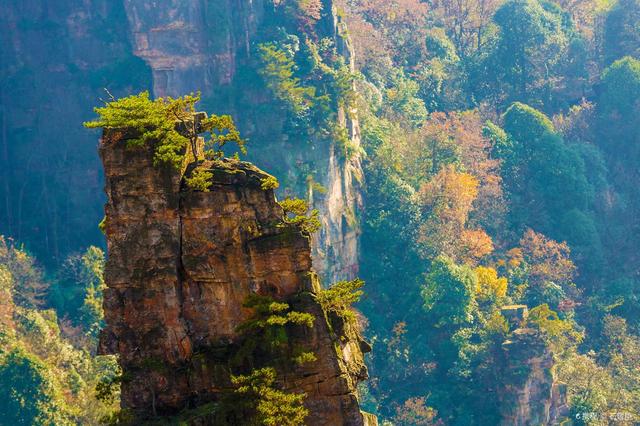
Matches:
[310,13,363,282]
[98,129,374,425]
[122,0,265,97]
[498,308,569,425]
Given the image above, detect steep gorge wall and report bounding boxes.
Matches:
[97,128,374,424]
[121,0,363,283]
[122,0,264,97]
[0,0,151,265]
[311,13,363,282]
[499,307,569,425]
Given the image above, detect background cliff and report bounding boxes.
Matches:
[0,0,151,265]
[0,0,363,284]
[120,0,363,282]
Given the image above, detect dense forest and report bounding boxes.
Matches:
[2,0,640,424]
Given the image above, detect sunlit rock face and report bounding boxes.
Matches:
[97,128,373,424]
[498,306,569,425]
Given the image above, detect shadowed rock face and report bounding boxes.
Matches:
[122,0,265,97]
[0,0,152,266]
[97,129,375,425]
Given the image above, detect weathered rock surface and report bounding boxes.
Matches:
[310,13,364,283]
[122,0,264,97]
[498,307,568,425]
[0,0,363,280]
[98,128,374,425]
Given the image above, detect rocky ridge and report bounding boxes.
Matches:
[499,306,568,425]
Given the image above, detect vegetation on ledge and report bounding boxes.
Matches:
[84,92,245,169]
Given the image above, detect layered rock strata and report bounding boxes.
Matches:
[97,128,374,425]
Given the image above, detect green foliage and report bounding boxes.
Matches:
[474,0,573,107]
[527,304,583,353]
[317,279,364,323]
[239,294,315,332]
[0,346,66,425]
[98,216,106,234]
[234,294,315,369]
[49,246,106,340]
[384,71,428,126]
[422,256,477,327]
[599,56,640,123]
[503,102,555,140]
[292,349,317,365]
[225,295,315,425]
[483,120,512,160]
[0,239,119,423]
[228,367,308,426]
[84,92,245,168]
[498,103,595,248]
[311,181,327,194]
[557,316,640,423]
[425,28,459,62]
[0,236,47,309]
[84,91,190,168]
[279,198,321,234]
[95,373,123,406]
[77,247,106,340]
[257,43,316,116]
[603,0,640,64]
[202,114,247,158]
[184,166,213,192]
[260,175,280,190]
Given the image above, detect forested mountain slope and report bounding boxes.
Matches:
[338,0,640,422]
[1,0,640,424]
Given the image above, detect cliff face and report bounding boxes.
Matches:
[499,308,568,425]
[0,0,362,281]
[121,0,363,283]
[122,0,264,97]
[0,0,151,265]
[98,129,374,425]
[311,14,363,282]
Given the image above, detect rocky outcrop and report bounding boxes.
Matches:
[97,127,374,425]
[121,0,363,283]
[1,0,364,278]
[498,308,568,425]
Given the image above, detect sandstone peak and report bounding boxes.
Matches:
[98,129,376,425]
